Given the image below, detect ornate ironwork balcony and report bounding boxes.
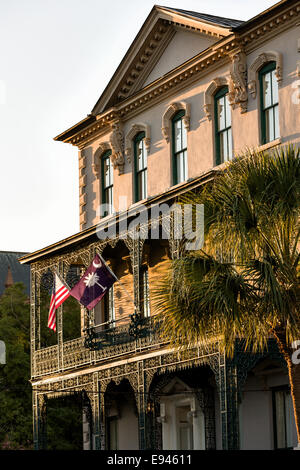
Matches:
[32,315,164,378]
[84,314,157,351]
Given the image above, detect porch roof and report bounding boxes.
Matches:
[19,168,216,265]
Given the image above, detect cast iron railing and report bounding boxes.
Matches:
[84,313,158,350]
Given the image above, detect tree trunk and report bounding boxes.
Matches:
[272,329,300,448]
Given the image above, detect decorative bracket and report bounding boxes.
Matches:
[156,416,167,424]
[109,121,125,175]
[157,403,167,423]
[187,410,198,420]
[229,50,248,114]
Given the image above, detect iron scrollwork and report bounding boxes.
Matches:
[84,314,154,350]
[129,314,154,339]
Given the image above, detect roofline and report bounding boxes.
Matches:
[19,168,216,265]
[233,0,298,31]
[91,6,234,115]
[90,5,160,116]
[54,115,96,142]
[60,5,235,137]
[157,5,241,29]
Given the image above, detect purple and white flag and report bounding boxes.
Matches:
[70,254,117,310]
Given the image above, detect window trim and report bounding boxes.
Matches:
[134,131,147,203]
[214,86,232,166]
[172,109,187,185]
[259,61,279,145]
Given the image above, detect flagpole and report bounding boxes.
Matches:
[54,270,71,291]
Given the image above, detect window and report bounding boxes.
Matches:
[101,150,113,216]
[176,405,194,450]
[134,132,147,202]
[259,61,279,144]
[140,266,150,318]
[273,388,296,449]
[104,285,115,328]
[215,86,232,165]
[94,287,114,331]
[172,110,188,184]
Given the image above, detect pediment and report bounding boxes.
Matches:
[92,6,238,115]
[162,377,193,395]
[142,28,217,88]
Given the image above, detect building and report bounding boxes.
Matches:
[20,0,300,450]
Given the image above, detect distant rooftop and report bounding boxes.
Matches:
[161,6,244,29]
[0,251,30,295]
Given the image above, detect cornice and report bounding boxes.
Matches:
[65,110,117,148]
[110,21,174,106]
[239,2,300,54]
[157,11,231,38]
[128,26,175,97]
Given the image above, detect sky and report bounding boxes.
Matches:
[0,0,277,253]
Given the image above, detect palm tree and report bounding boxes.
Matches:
[153,145,300,446]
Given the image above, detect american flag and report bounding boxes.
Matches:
[48,273,70,332]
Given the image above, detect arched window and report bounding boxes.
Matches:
[134,131,147,202]
[259,61,279,144]
[101,150,113,217]
[172,110,188,184]
[214,86,232,165]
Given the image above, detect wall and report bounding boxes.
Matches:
[239,367,298,450]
